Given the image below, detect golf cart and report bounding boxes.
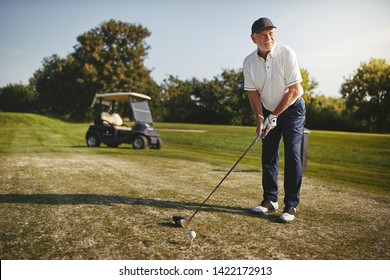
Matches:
[85,92,162,149]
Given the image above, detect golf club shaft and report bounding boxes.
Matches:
[188,133,263,222]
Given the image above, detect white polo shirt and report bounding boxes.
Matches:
[243,43,303,111]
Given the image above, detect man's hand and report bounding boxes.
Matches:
[256,121,263,136]
[263,114,277,132]
[255,115,264,136]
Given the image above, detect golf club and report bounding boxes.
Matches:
[172,132,264,227]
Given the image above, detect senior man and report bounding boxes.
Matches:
[243,17,306,222]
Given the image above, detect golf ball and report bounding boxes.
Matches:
[189,230,196,239]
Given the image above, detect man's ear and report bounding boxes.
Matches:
[250,34,256,44]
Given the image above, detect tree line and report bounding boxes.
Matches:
[0,20,389,133]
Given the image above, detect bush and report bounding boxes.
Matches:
[0,84,37,113]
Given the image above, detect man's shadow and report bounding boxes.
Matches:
[0,193,281,225]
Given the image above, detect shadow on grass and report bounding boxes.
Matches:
[69,146,133,149]
[212,169,260,173]
[0,193,279,224]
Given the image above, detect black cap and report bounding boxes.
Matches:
[251,18,276,34]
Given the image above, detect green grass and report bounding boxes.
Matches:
[1,112,388,194]
[0,112,389,260]
[306,131,390,194]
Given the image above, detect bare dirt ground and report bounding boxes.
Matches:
[0,153,389,259]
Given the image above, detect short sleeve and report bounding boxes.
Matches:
[243,62,257,91]
[284,48,302,87]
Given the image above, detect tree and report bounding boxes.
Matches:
[303,94,358,131]
[31,19,158,121]
[73,19,154,94]
[159,69,253,125]
[340,58,390,133]
[300,68,318,103]
[159,75,197,123]
[31,55,81,117]
[300,68,365,132]
[212,69,253,125]
[0,83,37,112]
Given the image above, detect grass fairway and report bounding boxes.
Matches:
[0,112,389,259]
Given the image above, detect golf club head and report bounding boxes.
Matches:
[172,216,189,227]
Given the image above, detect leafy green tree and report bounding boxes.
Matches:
[216,69,251,125]
[300,68,318,103]
[304,94,358,131]
[31,19,158,121]
[0,83,37,112]
[160,75,196,123]
[159,69,252,125]
[31,55,81,117]
[300,68,364,131]
[341,58,390,132]
[73,19,154,94]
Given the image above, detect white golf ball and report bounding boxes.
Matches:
[189,230,196,239]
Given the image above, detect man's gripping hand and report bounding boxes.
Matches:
[263,114,277,132]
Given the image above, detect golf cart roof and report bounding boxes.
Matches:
[91,92,151,107]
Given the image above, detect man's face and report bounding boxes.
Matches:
[251,28,275,54]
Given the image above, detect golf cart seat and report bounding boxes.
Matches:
[101,112,132,131]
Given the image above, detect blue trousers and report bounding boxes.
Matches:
[262,97,306,207]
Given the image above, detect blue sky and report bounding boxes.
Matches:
[1,0,389,97]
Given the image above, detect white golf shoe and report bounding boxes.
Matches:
[279,206,296,222]
[251,200,278,214]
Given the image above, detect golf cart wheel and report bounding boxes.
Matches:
[152,138,163,149]
[133,136,148,149]
[86,134,101,147]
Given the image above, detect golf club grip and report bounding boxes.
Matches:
[188,133,262,221]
